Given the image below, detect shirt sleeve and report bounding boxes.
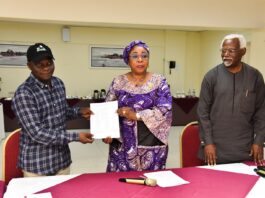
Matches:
[105,79,117,102]
[66,105,80,120]
[138,77,172,145]
[252,71,265,145]
[197,74,214,145]
[12,91,79,146]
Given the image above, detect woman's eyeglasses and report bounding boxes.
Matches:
[129,54,149,61]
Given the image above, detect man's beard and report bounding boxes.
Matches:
[223,59,232,67]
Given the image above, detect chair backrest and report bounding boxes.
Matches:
[179,121,204,167]
[0,180,6,197]
[2,128,23,185]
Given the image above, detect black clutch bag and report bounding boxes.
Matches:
[110,139,122,150]
[137,121,164,146]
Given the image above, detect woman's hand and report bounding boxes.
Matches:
[102,136,113,144]
[117,107,137,121]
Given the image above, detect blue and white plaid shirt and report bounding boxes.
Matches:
[12,74,80,175]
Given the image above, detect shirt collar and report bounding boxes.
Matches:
[29,73,53,89]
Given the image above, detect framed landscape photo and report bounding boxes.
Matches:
[90,46,128,68]
[0,44,29,66]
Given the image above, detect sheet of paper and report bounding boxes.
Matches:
[90,101,120,139]
[26,192,53,198]
[5,175,79,198]
[246,177,265,198]
[198,163,257,175]
[144,170,189,187]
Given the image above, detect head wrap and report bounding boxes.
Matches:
[123,40,149,65]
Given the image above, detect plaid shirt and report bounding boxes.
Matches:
[12,74,80,175]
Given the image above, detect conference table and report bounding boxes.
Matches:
[4,163,265,198]
[0,97,198,132]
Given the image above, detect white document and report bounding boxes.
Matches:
[144,170,189,187]
[90,101,120,139]
[198,163,257,175]
[246,177,265,198]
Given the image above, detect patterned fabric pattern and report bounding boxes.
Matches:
[106,73,172,172]
[12,74,79,175]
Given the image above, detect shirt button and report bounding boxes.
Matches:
[53,104,56,106]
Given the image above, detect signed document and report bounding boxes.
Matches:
[90,101,120,139]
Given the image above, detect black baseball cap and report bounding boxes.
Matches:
[27,43,55,63]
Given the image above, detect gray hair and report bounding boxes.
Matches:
[220,34,247,49]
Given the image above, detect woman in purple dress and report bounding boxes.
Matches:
[104,40,172,172]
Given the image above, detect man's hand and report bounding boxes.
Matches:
[79,132,94,144]
[250,144,264,165]
[204,144,217,166]
[79,107,93,120]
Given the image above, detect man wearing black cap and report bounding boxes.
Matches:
[12,43,94,177]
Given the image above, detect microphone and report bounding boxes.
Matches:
[119,178,157,186]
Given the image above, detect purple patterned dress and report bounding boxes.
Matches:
[106,73,172,172]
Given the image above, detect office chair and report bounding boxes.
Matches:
[2,128,23,185]
[179,121,204,167]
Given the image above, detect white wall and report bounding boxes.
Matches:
[249,30,265,76]
[1,0,265,97]
[1,21,265,98]
[164,31,187,95]
[0,21,202,97]
[184,32,201,94]
[0,0,264,29]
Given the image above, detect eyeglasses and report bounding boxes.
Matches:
[220,48,241,54]
[129,53,149,61]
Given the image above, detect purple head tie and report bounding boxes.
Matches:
[123,40,149,65]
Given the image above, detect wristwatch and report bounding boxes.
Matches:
[136,112,141,120]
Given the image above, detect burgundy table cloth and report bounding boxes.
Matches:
[36,167,258,198]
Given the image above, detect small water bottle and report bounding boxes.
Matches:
[187,89,191,97]
[181,89,186,98]
[100,89,106,99]
[176,90,180,98]
[93,90,99,99]
[192,89,196,97]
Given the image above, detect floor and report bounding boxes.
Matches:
[0,126,183,178]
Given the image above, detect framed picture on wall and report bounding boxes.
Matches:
[90,46,128,68]
[0,44,29,66]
